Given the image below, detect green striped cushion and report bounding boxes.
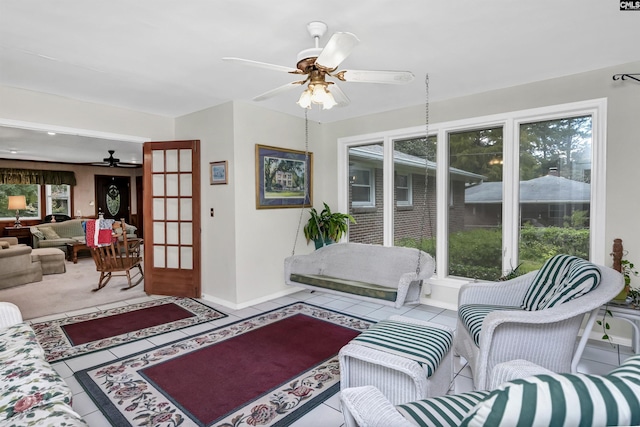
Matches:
[458,305,522,347]
[459,355,640,427]
[350,320,452,377]
[539,258,601,309]
[521,254,581,311]
[396,391,491,427]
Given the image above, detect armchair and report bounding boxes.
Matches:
[454,256,624,390]
[340,356,640,427]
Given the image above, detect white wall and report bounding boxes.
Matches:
[231,103,321,305]
[175,102,238,303]
[327,60,640,291]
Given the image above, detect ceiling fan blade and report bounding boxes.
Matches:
[329,84,350,106]
[334,69,415,84]
[315,32,360,70]
[222,57,298,73]
[253,81,304,101]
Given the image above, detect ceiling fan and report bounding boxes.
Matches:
[93,150,138,168]
[223,21,415,110]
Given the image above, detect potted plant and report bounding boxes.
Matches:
[303,202,356,249]
[613,258,639,301]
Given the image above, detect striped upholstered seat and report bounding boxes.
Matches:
[350,319,452,377]
[396,391,490,427]
[340,316,454,405]
[459,354,640,426]
[457,305,520,346]
[340,355,640,427]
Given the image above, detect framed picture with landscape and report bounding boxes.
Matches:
[255,144,312,209]
[210,161,228,185]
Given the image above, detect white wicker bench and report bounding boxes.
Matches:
[339,316,453,405]
[284,243,434,308]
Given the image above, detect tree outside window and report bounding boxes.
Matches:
[0,184,40,220]
[46,184,71,216]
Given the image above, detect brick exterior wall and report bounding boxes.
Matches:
[347,169,465,244]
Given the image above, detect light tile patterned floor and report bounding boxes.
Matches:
[29,290,634,427]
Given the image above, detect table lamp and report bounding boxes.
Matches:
[8,195,26,227]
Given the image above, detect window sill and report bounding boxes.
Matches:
[352,206,377,214]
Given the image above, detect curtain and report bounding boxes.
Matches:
[0,168,77,185]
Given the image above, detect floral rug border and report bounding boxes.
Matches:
[31,297,227,362]
[74,302,374,427]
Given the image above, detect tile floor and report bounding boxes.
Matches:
[27,290,635,427]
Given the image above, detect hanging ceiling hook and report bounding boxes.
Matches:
[612,73,640,83]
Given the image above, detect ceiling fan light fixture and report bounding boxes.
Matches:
[312,84,336,109]
[297,83,337,110]
[297,88,313,109]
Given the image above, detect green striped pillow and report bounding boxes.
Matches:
[350,319,452,377]
[459,355,640,427]
[396,391,491,427]
[521,254,581,311]
[539,258,600,309]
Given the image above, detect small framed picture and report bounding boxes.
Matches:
[210,161,228,185]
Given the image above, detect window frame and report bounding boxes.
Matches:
[0,183,76,221]
[0,184,42,221]
[395,172,412,207]
[349,164,376,207]
[338,98,607,284]
[45,184,71,216]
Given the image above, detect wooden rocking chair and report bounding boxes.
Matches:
[89,219,143,291]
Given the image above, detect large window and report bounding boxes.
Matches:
[449,127,504,279]
[46,184,71,216]
[0,184,40,221]
[338,99,606,283]
[518,116,592,272]
[1,184,71,220]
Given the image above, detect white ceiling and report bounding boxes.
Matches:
[0,0,639,165]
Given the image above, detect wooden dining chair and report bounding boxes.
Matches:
[89,219,143,291]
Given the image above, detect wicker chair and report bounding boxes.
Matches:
[454,260,623,390]
[340,360,553,427]
[340,356,640,427]
[89,219,143,291]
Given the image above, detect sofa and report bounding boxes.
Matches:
[0,237,42,289]
[284,243,434,308]
[30,218,137,255]
[0,302,88,426]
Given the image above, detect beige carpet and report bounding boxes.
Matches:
[0,256,148,320]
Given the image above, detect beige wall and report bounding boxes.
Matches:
[0,159,141,216]
[175,101,321,306]
[0,86,174,139]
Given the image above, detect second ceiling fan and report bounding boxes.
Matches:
[223,21,414,110]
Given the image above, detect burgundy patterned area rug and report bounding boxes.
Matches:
[75,302,374,427]
[32,297,227,362]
